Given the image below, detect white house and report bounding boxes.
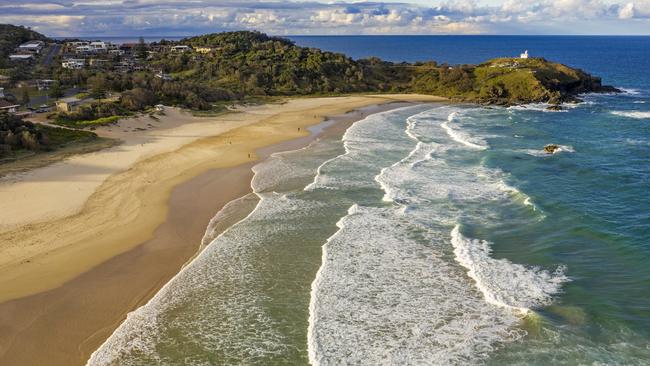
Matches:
[90,41,109,52]
[18,40,45,54]
[9,54,34,62]
[76,45,93,54]
[62,58,86,69]
[0,99,20,113]
[155,72,172,81]
[109,49,125,56]
[520,50,529,59]
[171,45,191,53]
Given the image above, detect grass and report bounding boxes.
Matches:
[0,125,118,177]
[54,115,123,128]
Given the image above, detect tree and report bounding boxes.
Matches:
[136,36,147,59]
[88,75,107,100]
[21,89,30,106]
[121,88,156,111]
[49,81,64,98]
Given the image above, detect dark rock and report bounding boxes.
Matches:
[544,144,560,154]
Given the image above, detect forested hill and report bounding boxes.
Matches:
[153,31,407,96]
[1,26,616,114]
[149,31,616,106]
[0,24,47,65]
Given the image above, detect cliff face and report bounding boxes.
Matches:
[411,57,619,106]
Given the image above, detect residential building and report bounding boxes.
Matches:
[9,54,34,62]
[155,72,172,81]
[90,41,109,52]
[62,59,85,69]
[89,58,109,67]
[37,79,55,91]
[195,47,213,54]
[0,100,20,113]
[56,97,82,113]
[171,45,191,53]
[76,45,93,54]
[18,40,45,54]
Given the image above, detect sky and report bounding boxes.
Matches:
[1,0,650,37]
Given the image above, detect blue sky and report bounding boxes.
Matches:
[1,1,650,36]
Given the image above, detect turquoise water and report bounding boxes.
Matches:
[87,37,650,365]
[87,93,650,365]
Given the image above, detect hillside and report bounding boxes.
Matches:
[410,57,618,105]
[0,27,617,115]
[124,31,614,109]
[0,24,48,66]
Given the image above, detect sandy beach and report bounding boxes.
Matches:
[0,94,445,365]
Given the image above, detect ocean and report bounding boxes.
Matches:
[87,37,650,365]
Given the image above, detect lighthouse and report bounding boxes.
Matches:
[520,50,529,59]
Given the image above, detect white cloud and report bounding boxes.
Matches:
[0,0,648,36]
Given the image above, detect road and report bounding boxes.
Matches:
[41,43,61,66]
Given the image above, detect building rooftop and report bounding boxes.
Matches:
[19,41,44,48]
[0,99,20,108]
[9,54,34,59]
[57,97,82,104]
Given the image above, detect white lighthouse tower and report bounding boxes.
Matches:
[520,50,529,59]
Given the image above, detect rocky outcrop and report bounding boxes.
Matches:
[544,144,560,154]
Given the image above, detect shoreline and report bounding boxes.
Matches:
[0,95,445,366]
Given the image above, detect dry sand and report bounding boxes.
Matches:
[0,94,445,365]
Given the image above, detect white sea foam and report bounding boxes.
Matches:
[610,110,650,119]
[441,111,488,150]
[632,101,646,104]
[305,105,426,191]
[309,205,525,365]
[618,87,641,95]
[451,225,569,313]
[88,141,339,365]
[507,103,569,113]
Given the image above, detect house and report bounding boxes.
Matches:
[195,47,213,54]
[89,41,109,52]
[0,100,20,113]
[520,50,529,59]
[56,97,82,113]
[68,41,89,47]
[114,60,134,72]
[109,49,125,56]
[0,75,10,86]
[18,40,45,54]
[120,43,137,53]
[171,45,191,53]
[9,54,34,62]
[76,45,93,54]
[89,58,109,67]
[62,58,85,69]
[155,72,172,81]
[37,79,55,91]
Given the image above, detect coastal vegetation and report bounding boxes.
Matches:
[1,25,618,140]
[0,113,99,159]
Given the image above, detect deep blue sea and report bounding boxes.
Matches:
[88,36,650,365]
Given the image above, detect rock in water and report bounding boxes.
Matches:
[547,104,563,111]
[544,144,560,154]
